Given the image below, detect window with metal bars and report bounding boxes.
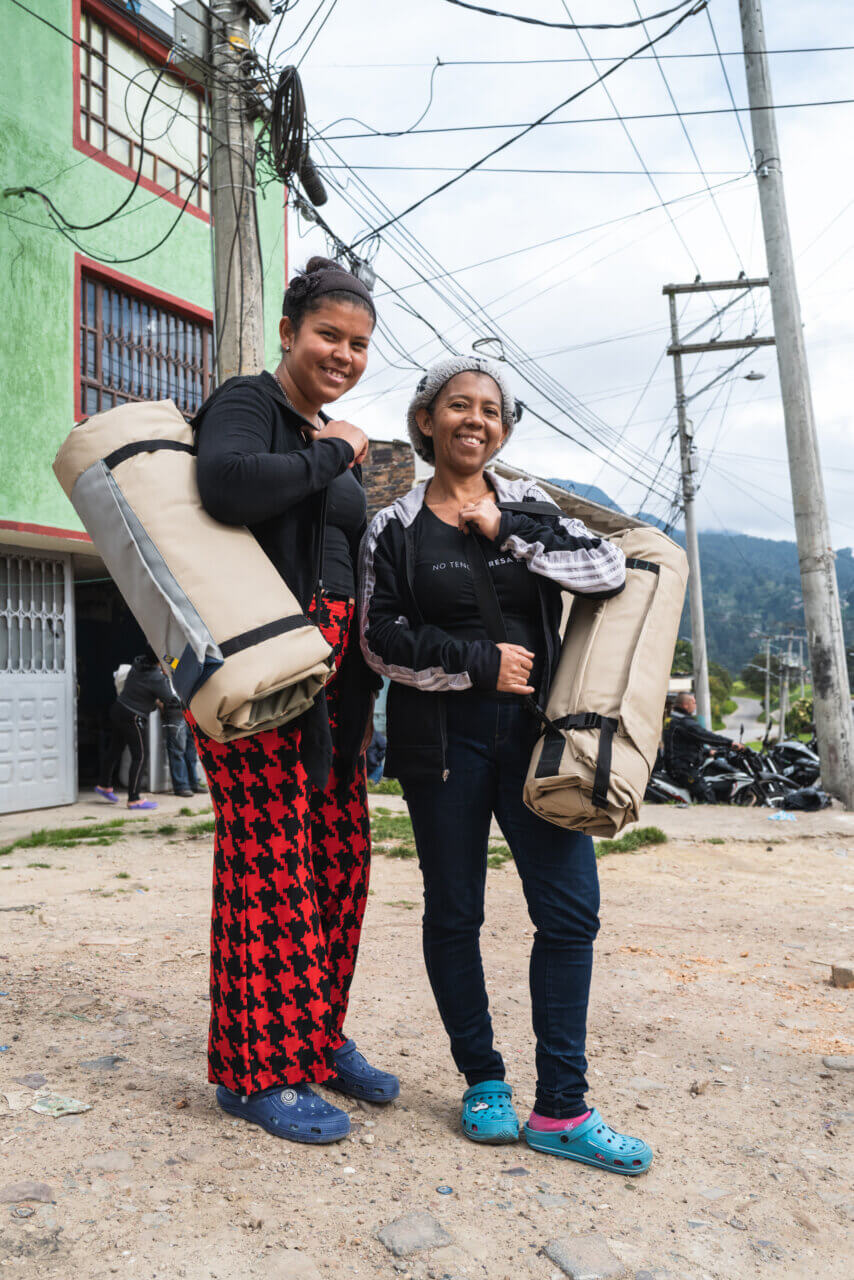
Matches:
[0,554,67,675]
[78,11,210,214]
[80,272,214,417]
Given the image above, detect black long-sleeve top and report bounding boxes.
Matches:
[192,372,377,787]
[664,707,733,774]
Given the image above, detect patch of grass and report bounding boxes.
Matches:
[487,843,512,869]
[156,823,178,836]
[387,899,418,910]
[188,818,216,838]
[27,861,51,869]
[179,806,194,817]
[371,811,413,842]
[595,825,667,857]
[707,837,725,846]
[0,818,128,858]
[368,777,403,796]
[115,871,131,879]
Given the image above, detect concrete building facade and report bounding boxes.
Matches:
[0,0,285,814]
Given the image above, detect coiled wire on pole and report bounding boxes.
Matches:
[266,64,306,183]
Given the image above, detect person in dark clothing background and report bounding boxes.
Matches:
[161,692,204,798]
[664,691,743,802]
[95,649,170,809]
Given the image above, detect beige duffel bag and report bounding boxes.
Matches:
[54,399,333,743]
[523,519,688,837]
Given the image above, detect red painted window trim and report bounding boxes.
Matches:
[0,520,93,546]
[72,0,210,224]
[74,253,214,421]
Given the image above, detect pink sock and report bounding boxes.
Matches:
[527,1109,591,1132]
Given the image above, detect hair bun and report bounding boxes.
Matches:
[303,255,344,275]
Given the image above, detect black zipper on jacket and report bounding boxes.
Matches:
[402,519,449,782]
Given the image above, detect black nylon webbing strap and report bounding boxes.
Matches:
[104,439,195,470]
[220,614,312,660]
[497,500,563,518]
[625,556,660,575]
[537,712,620,810]
[464,534,507,644]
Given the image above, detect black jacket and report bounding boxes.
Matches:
[358,473,627,783]
[192,371,378,787]
[664,707,733,776]
[119,655,177,717]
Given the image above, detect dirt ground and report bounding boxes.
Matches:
[1,792,852,1280]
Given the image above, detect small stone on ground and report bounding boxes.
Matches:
[545,1232,629,1279]
[377,1210,453,1257]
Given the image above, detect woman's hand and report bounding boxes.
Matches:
[360,692,377,755]
[495,642,535,695]
[459,496,501,541]
[316,420,369,467]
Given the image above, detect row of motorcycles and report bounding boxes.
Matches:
[645,733,828,809]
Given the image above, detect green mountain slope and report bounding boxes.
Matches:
[548,479,854,674]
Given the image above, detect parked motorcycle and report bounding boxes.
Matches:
[766,736,821,788]
[645,743,797,807]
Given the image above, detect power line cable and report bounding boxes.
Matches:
[308,46,854,68]
[628,0,752,288]
[705,5,753,165]
[347,0,708,249]
[559,1,704,280]
[440,0,697,30]
[321,96,854,141]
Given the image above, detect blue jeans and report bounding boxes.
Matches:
[402,694,600,1118]
[164,722,201,793]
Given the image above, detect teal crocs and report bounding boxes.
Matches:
[461,1080,519,1144]
[523,1108,653,1175]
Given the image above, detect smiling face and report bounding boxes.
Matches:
[279,299,373,412]
[415,372,508,477]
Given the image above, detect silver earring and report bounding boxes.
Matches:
[284,346,290,353]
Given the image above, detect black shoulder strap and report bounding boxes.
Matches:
[464,534,507,644]
[104,439,194,470]
[497,500,562,518]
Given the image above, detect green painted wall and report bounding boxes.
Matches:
[0,0,284,533]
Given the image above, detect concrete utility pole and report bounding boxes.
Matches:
[665,291,711,729]
[764,636,771,735]
[663,277,773,730]
[209,1,267,380]
[779,633,792,743]
[740,0,854,806]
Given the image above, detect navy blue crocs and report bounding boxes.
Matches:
[326,1038,400,1103]
[216,1083,350,1144]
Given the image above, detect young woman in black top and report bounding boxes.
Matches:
[360,357,653,1175]
[189,257,398,1144]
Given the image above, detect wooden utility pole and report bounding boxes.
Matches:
[663,277,773,730]
[209,1,267,380]
[740,0,854,806]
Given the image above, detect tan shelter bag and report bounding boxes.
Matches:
[54,399,333,743]
[523,520,688,836]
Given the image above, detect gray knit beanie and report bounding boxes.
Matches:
[406,356,517,463]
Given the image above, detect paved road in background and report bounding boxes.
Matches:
[724,694,765,743]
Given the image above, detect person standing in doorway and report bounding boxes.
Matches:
[95,648,168,810]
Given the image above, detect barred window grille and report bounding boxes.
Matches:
[80,273,213,417]
[0,555,67,675]
[78,12,210,214]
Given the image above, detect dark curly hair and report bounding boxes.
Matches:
[281,256,375,333]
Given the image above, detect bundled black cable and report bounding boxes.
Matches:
[267,65,306,183]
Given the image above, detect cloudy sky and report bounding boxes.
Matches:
[256,0,853,545]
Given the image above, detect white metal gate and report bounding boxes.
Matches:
[0,549,76,815]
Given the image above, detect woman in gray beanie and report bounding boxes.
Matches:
[359,358,653,1174]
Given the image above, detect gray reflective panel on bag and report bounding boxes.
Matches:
[54,399,333,743]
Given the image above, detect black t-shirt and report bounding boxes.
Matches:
[322,467,367,598]
[413,505,544,691]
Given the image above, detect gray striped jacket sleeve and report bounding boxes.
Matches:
[498,493,626,596]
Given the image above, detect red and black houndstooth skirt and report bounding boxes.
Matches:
[188,594,371,1094]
